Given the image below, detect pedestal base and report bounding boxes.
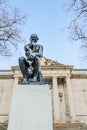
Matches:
[7,85,53,130]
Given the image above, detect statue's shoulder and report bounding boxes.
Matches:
[24,44,31,49]
[37,44,43,49]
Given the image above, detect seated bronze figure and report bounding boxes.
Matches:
[19,34,44,84]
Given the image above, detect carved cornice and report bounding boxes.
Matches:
[40,66,73,70]
[0,70,13,79]
[71,74,87,78]
[0,75,13,79]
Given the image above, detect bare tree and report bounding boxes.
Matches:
[0,0,26,56]
[67,0,87,59]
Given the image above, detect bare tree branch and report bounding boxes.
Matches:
[67,0,87,60]
[0,0,26,56]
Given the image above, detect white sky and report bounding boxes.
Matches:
[0,0,87,70]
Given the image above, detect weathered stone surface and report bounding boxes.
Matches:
[0,121,8,130]
[53,123,87,130]
[1,122,87,130]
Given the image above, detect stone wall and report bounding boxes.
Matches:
[71,78,87,123]
[0,79,14,123]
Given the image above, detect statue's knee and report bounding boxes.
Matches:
[35,57,39,65]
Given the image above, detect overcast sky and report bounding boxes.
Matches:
[0,0,87,70]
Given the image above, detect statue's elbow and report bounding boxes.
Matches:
[19,57,25,64]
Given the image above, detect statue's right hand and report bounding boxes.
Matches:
[25,51,30,57]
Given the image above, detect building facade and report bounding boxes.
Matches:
[0,57,87,129]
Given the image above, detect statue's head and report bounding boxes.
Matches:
[30,34,39,43]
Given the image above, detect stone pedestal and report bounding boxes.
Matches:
[7,85,53,130]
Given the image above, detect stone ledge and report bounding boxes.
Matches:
[0,121,8,130]
[53,122,87,130]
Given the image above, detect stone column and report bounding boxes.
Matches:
[13,76,19,91]
[52,77,60,122]
[66,76,76,121]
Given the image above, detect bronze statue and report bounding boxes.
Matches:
[19,34,44,84]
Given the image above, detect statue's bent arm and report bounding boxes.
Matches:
[34,45,43,58]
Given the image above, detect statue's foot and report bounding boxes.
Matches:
[33,76,37,82]
[22,78,28,84]
[39,80,45,84]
